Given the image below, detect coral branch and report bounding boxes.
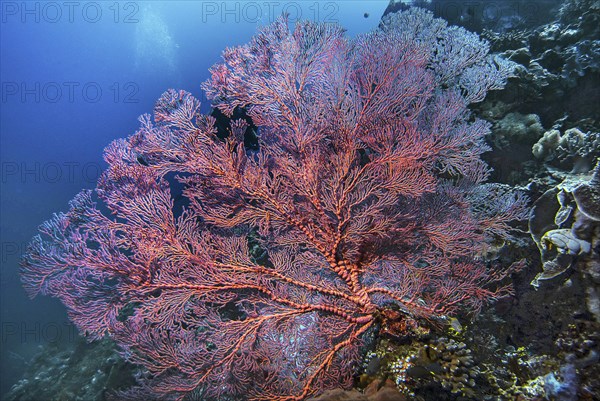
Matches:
[22,8,525,401]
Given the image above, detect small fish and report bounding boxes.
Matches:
[364,355,381,375]
[449,317,463,334]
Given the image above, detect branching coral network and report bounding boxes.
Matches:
[22,8,528,401]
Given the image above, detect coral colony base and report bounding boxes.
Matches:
[21,9,528,401]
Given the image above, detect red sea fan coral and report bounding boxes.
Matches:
[21,9,528,401]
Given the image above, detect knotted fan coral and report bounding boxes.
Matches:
[21,9,528,401]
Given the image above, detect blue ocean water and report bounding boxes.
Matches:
[0,1,388,395]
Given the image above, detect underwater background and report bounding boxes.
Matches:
[1,0,598,400]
